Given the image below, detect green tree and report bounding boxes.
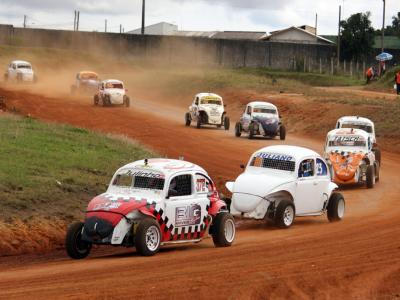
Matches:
[392,12,400,37]
[340,12,375,61]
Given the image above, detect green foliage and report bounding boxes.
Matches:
[0,115,154,221]
[340,12,375,61]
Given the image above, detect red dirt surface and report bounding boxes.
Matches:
[0,87,400,299]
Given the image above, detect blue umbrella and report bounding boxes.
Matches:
[376,52,393,61]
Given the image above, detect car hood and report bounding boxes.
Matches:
[327,151,365,181]
[17,69,33,74]
[229,171,295,213]
[104,89,125,96]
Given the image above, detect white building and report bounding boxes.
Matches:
[263,26,334,45]
[128,22,178,35]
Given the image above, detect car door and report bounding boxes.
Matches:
[295,158,321,215]
[241,105,252,131]
[164,172,209,240]
[313,158,331,212]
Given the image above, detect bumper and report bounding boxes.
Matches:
[110,95,124,105]
[82,215,131,245]
[259,122,279,136]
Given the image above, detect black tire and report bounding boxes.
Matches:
[274,199,295,228]
[135,218,161,256]
[327,192,345,222]
[366,165,375,189]
[248,123,254,139]
[373,148,381,165]
[65,221,92,259]
[235,122,242,137]
[103,95,109,107]
[279,125,286,140]
[17,73,23,84]
[124,96,130,107]
[185,112,191,126]
[94,95,99,106]
[224,116,230,130]
[211,212,235,247]
[196,116,202,129]
[375,162,380,182]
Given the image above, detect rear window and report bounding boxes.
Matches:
[328,136,366,147]
[250,152,295,172]
[17,64,31,69]
[201,98,222,105]
[253,107,276,114]
[105,82,123,89]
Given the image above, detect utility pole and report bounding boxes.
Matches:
[77,11,80,31]
[337,5,341,68]
[73,11,76,31]
[23,15,27,28]
[315,13,318,36]
[120,24,122,34]
[141,0,145,35]
[381,0,386,53]
[105,19,107,32]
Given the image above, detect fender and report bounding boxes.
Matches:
[138,207,157,219]
[208,199,227,216]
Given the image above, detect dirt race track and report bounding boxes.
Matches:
[0,86,400,299]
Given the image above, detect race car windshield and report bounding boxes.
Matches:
[105,83,123,89]
[81,73,98,80]
[341,123,372,133]
[17,65,31,69]
[253,107,277,114]
[250,153,296,172]
[328,136,366,147]
[201,99,222,105]
[112,172,165,190]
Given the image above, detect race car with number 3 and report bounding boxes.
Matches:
[66,158,235,258]
[225,145,345,228]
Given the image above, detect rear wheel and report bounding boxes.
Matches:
[224,116,230,130]
[327,193,345,222]
[135,218,161,256]
[366,165,375,188]
[235,122,242,137]
[65,222,92,259]
[248,123,254,139]
[211,212,235,247]
[274,199,295,228]
[185,112,191,126]
[94,95,99,106]
[279,125,286,140]
[196,116,202,129]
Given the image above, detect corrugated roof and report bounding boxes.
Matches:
[211,31,267,40]
[263,26,335,45]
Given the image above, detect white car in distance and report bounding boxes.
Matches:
[94,79,130,107]
[225,145,345,228]
[4,60,37,83]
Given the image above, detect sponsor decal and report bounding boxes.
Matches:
[93,201,122,211]
[126,170,165,179]
[196,178,207,193]
[255,152,294,161]
[332,136,363,142]
[175,204,201,227]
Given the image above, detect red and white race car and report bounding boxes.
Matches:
[66,158,235,258]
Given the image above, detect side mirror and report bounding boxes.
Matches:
[240,164,245,169]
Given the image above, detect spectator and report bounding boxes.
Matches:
[395,70,400,95]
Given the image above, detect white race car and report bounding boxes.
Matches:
[94,79,130,107]
[66,158,235,258]
[335,116,380,164]
[225,145,344,228]
[71,71,100,95]
[4,60,37,83]
[185,93,230,130]
[234,101,286,140]
[324,128,379,188]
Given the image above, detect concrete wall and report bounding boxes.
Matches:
[0,25,336,70]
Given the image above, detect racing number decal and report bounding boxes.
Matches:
[196,178,206,193]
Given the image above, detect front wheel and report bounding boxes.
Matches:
[124,96,130,107]
[366,165,375,189]
[223,116,230,130]
[248,123,254,139]
[185,112,191,126]
[135,218,161,256]
[65,222,92,259]
[94,95,99,106]
[211,212,235,247]
[274,199,295,228]
[373,148,381,165]
[327,193,345,222]
[196,117,202,129]
[4,73,8,82]
[235,122,241,137]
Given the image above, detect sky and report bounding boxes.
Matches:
[0,0,399,35]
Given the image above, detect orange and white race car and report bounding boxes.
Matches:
[324,128,380,188]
